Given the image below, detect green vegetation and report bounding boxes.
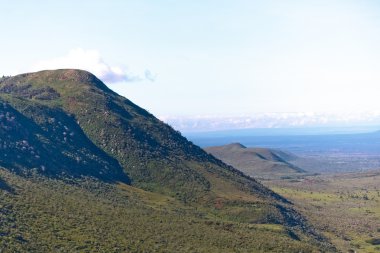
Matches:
[265,170,380,253]
[0,69,333,251]
[0,169,327,252]
[0,97,127,182]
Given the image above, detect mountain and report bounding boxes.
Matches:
[205,143,305,179]
[0,69,276,200]
[0,70,333,251]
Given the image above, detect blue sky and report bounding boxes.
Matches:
[2,0,380,117]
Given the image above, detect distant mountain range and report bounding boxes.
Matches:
[0,69,333,251]
[205,143,306,180]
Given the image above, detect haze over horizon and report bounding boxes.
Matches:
[161,112,380,133]
[2,1,380,124]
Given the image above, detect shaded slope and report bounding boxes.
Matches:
[0,98,128,182]
[205,143,305,179]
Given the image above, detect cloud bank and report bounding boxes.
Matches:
[32,48,155,83]
[161,112,380,132]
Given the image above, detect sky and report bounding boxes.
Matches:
[2,0,380,120]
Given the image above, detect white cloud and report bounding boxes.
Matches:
[31,48,155,83]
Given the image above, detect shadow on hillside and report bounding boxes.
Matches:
[0,177,14,193]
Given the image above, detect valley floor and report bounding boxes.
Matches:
[264,170,380,253]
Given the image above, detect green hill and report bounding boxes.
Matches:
[0,69,333,252]
[205,143,306,180]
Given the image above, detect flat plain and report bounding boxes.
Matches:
[264,170,380,253]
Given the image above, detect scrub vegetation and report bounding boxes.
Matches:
[265,170,380,253]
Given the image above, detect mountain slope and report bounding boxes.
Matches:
[205,143,305,179]
[0,70,333,251]
[0,168,331,252]
[0,70,278,200]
